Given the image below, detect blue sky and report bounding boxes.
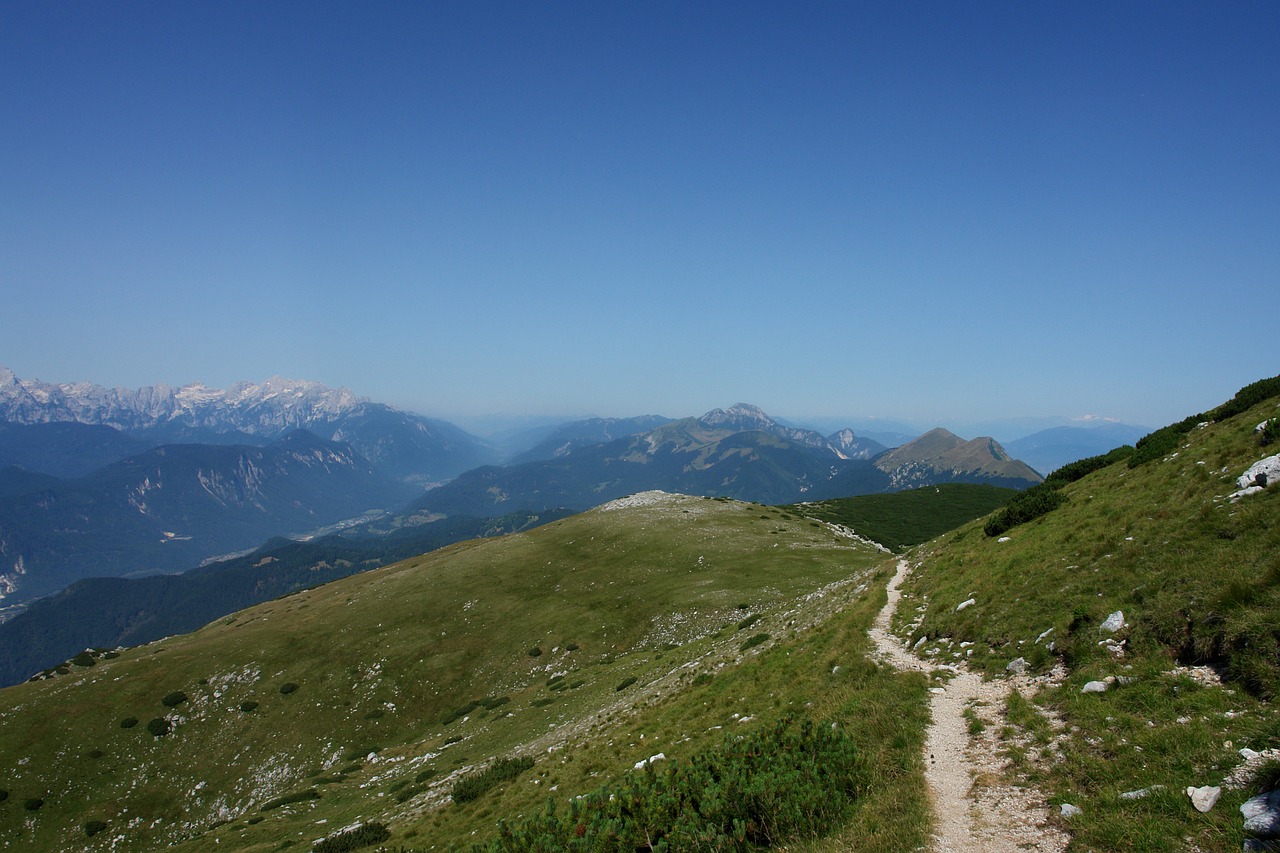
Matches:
[3,1,1277,431]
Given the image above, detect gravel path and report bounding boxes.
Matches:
[870,558,1068,853]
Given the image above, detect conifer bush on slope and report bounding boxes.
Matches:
[474,716,864,851]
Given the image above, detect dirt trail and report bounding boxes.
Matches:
[870,558,1068,853]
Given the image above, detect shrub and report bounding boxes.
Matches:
[84,819,108,837]
[614,676,637,692]
[120,716,139,729]
[24,797,44,811]
[736,613,762,630]
[1045,445,1134,487]
[451,756,535,803]
[477,716,863,850]
[740,633,770,652]
[984,484,1067,537]
[162,690,188,708]
[0,789,7,802]
[147,717,171,737]
[1262,420,1280,447]
[312,821,391,852]
[528,646,543,657]
[240,700,259,713]
[279,682,299,695]
[71,651,96,667]
[260,788,320,811]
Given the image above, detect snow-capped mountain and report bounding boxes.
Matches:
[0,367,497,484]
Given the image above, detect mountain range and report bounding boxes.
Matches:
[414,403,1039,517]
[0,430,420,607]
[0,366,498,484]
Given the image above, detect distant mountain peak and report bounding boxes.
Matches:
[699,403,777,430]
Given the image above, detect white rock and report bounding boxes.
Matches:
[1060,803,1082,818]
[1236,454,1280,492]
[1187,785,1221,813]
[1006,657,1030,675]
[1036,628,1055,643]
[1120,785,1162,800]
[956,598,976,612]
[1081,680,1109,694]
[1100,611,1126,633]
[998,536,1012,543]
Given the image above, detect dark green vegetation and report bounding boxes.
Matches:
[0,507,572,687]
[312,822,391,852]
[477,717,864,850]
[899,374,1280,850]
[451,756,535,803]
[787,483,1018,551]
[0,492,930,852]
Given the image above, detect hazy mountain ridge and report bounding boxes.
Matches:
[0,430,419,607]
[507,414,673,464]
[417,405,1037,517]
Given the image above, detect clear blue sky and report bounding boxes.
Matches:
[3,1,1277,429]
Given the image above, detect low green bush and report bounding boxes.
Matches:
[147,717,171,738]
[451,756,534,804]
[614,676,637,691]
[983,483,1067,537]
[740,632,770,652]
[312,821,391,852]
[24,797,44,811]
[161,690,188,708]
[260,788,320,811]
[736,613,762,630]
[528,646,543,657]
[1261,419,1280,447]
[476,716,863,850]
[71,651,96,667]
[279,682,299,695]
[84,819,108,837]
[240,700,259,713]
[120,716,139,729]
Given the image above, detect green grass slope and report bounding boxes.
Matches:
[0,491,929,853]
[896,382,1280,850]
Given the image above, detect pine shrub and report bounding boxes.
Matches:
[280,682,299,695]
[475,716,863,850]
[162,690,188,708]
[312,821,391,852]
[260,788,320,811]
[147,717,171,737]
[84,819,108,837]
[451,756,535,803]
[120,716,139,729]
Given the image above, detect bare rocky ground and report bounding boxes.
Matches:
[869,558,1069,853]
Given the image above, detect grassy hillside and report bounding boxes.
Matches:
[896,384,1280,850]
[0,492,929,852]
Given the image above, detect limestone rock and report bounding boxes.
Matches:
[1060,803,1082,818]
[1100,611,1126,633]
[1242,789,1280,837]
[1081,680,1109,694]
[1006,657,1030,675]
[956,598,976,612]
[1188,785,1221,813]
